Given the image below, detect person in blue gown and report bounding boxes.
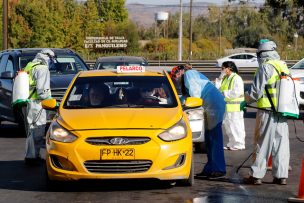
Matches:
[171,65,226,178]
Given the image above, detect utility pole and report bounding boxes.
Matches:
[188,0,193,61]
[219,7,221,57]
[178,0,183,61]
[2,0,8,50]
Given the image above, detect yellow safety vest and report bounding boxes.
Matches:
[257,60,290,108]
[220,73,245,112]
[23,61,41,100]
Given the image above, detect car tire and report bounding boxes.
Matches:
[44,163,62,191]
[194,142,206,153]
[178,157,194,186]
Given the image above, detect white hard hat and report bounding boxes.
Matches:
[257,40,277,53]
[40,49,56,58]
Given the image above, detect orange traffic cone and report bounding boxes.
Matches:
[267,156,272,170]
[267,155,292,171]
[288,159,304,202]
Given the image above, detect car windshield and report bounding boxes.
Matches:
[290,58,304,69]
[63,76,178,109]
[20,55,87,75]
[96,61,147,70]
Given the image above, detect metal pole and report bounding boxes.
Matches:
[3,0,8,50]
[188,0,193,61]
[178,0,183,61]
[219,7,221,57]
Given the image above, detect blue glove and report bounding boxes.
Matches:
[240,101,247,111]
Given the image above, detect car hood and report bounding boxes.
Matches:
[289,69,304,78]
[50,74,75,89]
[57,108,183,130]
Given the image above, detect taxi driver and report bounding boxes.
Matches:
[88,84,109,106]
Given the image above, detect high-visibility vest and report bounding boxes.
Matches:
[23,61,41,100]
[257,60,290,108]
[220,73,245,112]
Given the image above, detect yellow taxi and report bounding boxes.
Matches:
[42,66,202,187]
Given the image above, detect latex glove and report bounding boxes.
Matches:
[219,70,226,79]
[240,101,247,111]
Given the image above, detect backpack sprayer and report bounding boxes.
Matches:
[235,70,303,175]
[12,70,30,108]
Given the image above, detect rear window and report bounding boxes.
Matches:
[291,58,304,69]
[19,54,88,75]
[95,60,148,70]
[63,76,178,109]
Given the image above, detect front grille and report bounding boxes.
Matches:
[84,160,152,173]
[51,88,67,101]
[86,137,151,146]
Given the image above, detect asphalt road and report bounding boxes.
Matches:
[0,109,304,203]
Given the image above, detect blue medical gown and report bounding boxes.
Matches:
[184,70,226,174]
[184,70,225,130]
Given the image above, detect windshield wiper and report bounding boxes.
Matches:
[106,104,130,108]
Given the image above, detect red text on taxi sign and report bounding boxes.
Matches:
[117,66,145,73]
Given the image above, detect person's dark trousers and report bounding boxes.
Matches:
[202,122,226,175]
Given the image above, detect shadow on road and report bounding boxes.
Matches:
[0,122,24,138]
[0,160,175,192]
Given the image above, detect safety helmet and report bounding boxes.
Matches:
[40,49,56,59]
[257,40,277,54]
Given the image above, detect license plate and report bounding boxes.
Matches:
[100,148,135,160]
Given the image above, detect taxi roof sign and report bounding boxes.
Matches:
[117,65,145,73]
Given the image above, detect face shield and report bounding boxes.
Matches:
[40,49,57,68]
[256,40,277,65]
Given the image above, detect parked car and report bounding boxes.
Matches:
[0,48,89,132]
[43,67,199,187]
[289,58,304,108]
[94,56,148,70]
[216,53,258,68]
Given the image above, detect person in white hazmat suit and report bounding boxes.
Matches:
[215,61,246,150]
[23,49,55,165]
[170,65,226,178]
[243,39,290,185]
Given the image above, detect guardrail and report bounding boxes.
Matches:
[85,60,299,73]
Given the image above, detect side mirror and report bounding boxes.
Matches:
[41,98,58,110]
[1,71,14,79]
[184,97,203,109]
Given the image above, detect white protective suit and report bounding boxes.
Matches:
[245,48,290,179]
[23,51,52,159]
[215,73,246,150]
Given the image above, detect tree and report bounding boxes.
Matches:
[95,0,128,23]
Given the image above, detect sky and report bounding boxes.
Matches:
[125,0,264,5]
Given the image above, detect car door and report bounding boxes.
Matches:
[229,54,245,67]
[0,54,16,122]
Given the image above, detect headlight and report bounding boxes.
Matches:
[49,121,77,143]
[158,119,187,141]
[186,109,204,121]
